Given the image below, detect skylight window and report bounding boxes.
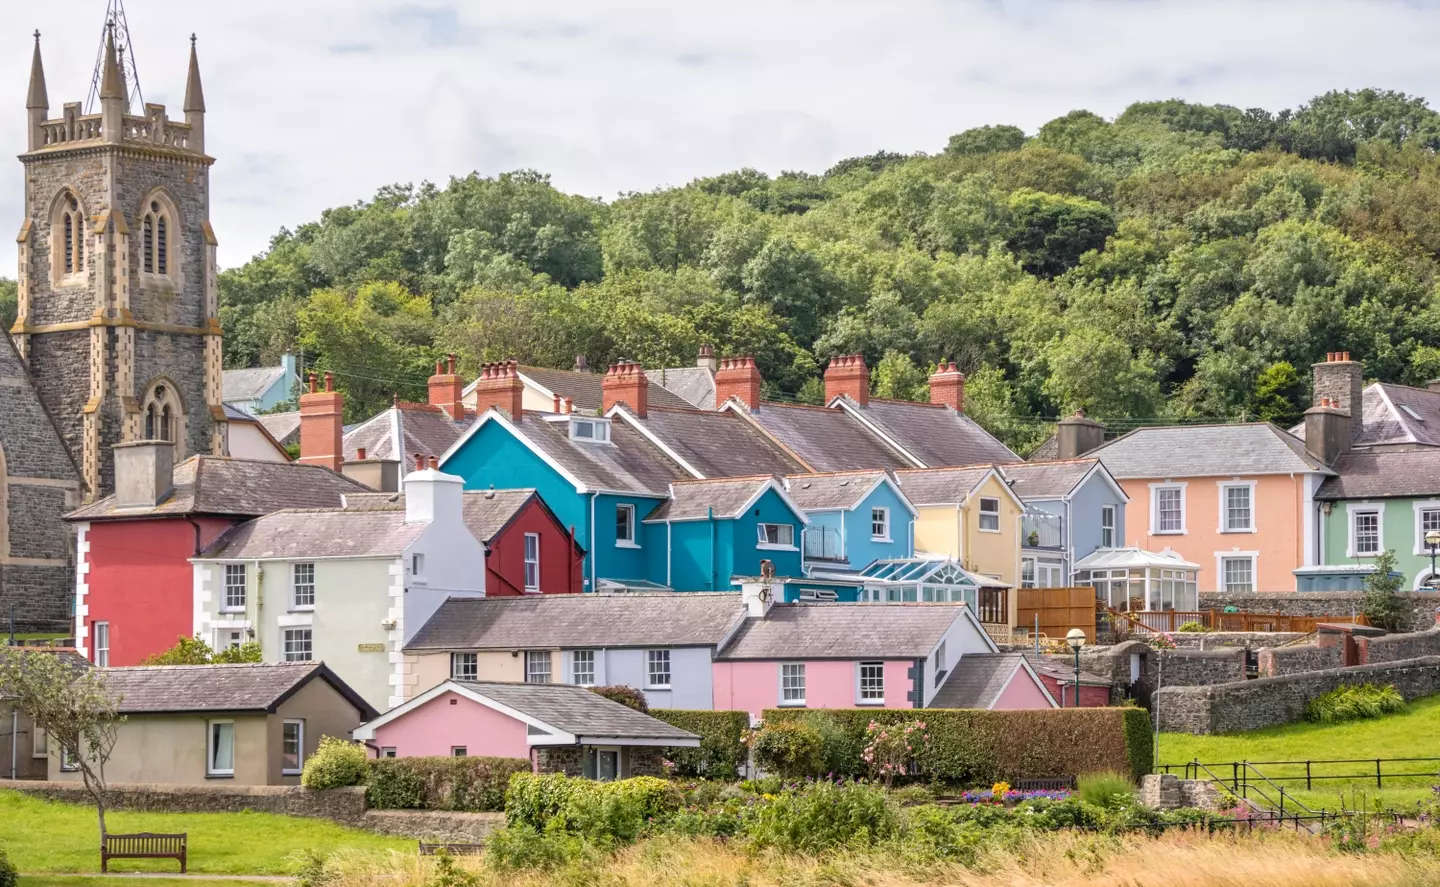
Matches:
[1401,404,1425,423]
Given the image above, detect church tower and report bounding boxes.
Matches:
[17,17,224,499]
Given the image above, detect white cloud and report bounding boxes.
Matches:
[4,0,1440,272]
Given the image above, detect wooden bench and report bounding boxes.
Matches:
[101,832,187,873]
[1017,777,1076,792]
[418,841,484,856]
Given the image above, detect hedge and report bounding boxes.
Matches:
[366,756,531,812]
[650,709,749,778]
[764,707,1153,784]
[506,772,682,831]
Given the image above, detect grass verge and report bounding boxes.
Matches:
[0,790,412,874]
[1158,694,1440,811]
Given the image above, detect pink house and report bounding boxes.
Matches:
[712,599,1055,716]
[353,680,699,780]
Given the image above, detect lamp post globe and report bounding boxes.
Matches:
[1065,629,1086,707]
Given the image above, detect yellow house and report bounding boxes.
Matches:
[895,466,1024,619]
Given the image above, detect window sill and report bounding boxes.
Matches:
[778,701,807,708]
[855,700,884,706]
[289,606,315,613]
[757,543,798,551]
[1218,528,1257,535]
[646,685,671,691]
[615,541,641,550]
[205,773,234,780]
[1150,530,1186,536]
[523,587,541,594]
[978,527,1000,534]
[871,536,892,544]
[282,770,302,777]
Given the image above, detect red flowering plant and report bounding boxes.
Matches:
[860,719,927,788]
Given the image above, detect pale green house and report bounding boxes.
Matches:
[1312,449,1440,591]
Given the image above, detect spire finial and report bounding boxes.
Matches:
[184,32,206,114]
[26,28,47,111]
[190,33,197,47]
[99,20,126,103]
[86,1,145,113]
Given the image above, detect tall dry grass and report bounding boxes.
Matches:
[316,828,1440,887]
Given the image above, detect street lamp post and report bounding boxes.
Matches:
[1426,530,1440,589]
[1065,628,1086,707]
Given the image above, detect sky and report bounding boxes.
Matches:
[4,0,1440,272]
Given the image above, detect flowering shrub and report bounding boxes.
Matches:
[959,787,1071,804]
[861,719,927,786]
[1145,632,1177,650]
[748,721,824,778]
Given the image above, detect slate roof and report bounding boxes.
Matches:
[341,488,573,547]
[345,403,474,468]
[746,402,913,472]
[406,593,744,651]
[1025,655,1111,688]
[646,366,716,410]
[479,366,697,414]
[716,603,964,659]
[258,410,302,447]
[99,662,376,718]
[620,406,806,478]
[512,413,690,495]
[1000,459,1101,500]
[1290,382,1440,449]
[1091,423,1330,479]
[455,681,699,742]
[1315,449,1440,500]
[199,508,426,559]
[222,366,288,404]
[785,471,890,511]
[893,466,994,507]
[844,398,1020,466]
[929,653,1029,709]
[646,476,777,522]
[66,456,370,521]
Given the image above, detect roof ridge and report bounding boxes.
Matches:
[444,591,742,604]
[758,400,835,412]
[894,463,995,475]
[670,475,776,486]
[868,397,946,409]
[785,469,886,479]
[104,661,316,671]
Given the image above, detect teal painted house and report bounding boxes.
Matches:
[643,477,808,590]
[1313,449,1440,591]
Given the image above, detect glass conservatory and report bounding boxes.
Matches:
[1074,548,1200,612]
[856,557,1010,625]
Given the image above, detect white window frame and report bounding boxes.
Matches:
[569,417,610,443]
[871,507,891,542]
[857,661,884,705]
[1100,505,1116,548]
[757,523,797,550]
[1020,556,1036,589]
[1214,551,1259,593]
[523,533,540,591]
[934,640,948,679]
[779,663,806,706]
[291,562,316,611]
[33,727,48,759]
[1412,500,1440,556]
[615,504,638,548]
[451,746,468,757]
[222,563,246,612]
[380,747,397,758]
[450,652,478,681]
[207,720,235,777]
[1348,503,1385,558]
[282,628,312,662]
[570,649,596,686]
[93,621,109,668]
[281,719,305,776]
[1149,482,1187,535]
[646,649,671,689]
[524,651,552,684]
[215,628,244,652]
[411,553,425,577]
[978,497,1001,533]
[1217,480,1257,534]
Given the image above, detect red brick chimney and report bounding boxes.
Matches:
[471,360,524,419]
[929,360,965,412]
[602,360,648,417]
[714,356,762,410]
[299,372,344,472]
[824,354,869,407]
[428,353,465,421]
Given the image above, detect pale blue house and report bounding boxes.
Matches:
[786,470,917,575]
[222,353,298,416]
[1001,458,1130,587]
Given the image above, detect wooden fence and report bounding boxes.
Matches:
[1016,587,1096,642]
[1126,609,1368,633]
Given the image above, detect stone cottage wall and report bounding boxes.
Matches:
[1257,643,1343,677]
[1200,591,1440,632]
[1364,626,1440,664]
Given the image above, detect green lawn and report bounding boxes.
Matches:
[0,790,413,875]
[1158,694,1440,812]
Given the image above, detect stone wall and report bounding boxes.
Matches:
[1258,643,1343,677]
[1138,773,1223,811]
[0,780,368,823]
[361,810,505,842]
[1155,656,1440,734]
[1200,591,1440,632]
[1365,626,1440,664]
[1044,642,1246,690]
[1170,631,1305,650]
[535,746,583,777]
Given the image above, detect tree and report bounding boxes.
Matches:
[0,279,17,333]
[0,648,121,838]
[871,350,928,402]
[1361,549,1407,632]
[1004,189,1116,278]
[945,125,1026,156]
[1249,361,1306,426]
[141,636,262,665]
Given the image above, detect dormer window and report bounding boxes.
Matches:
[569,417,610,443]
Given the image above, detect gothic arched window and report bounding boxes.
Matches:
[141,381,184,445]
[51,190,86,284]
[142,200,170,276]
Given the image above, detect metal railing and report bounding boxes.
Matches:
[802,526,844,561]
[1162,756,1440,793]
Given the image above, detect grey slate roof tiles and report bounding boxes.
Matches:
[929,653,1027,709]
[200,508,427,559]
[893,466,994,506]
[344,403,474,468]
[747,402,913,472]
[1315,449,1440,500]
[67,456,370,521]
[645,366,717,410]
[1092,423,1329,478]
[784,471,889,511]
[456,681,698,741]
[717,603,964,659]
[646,476,776,522]
[222,366,288,403]
[97,662,373,716]
[257,410,302,447]
[342,488,548,545]
[848,398,1020,466]
[407,592,745,651]
[622,406,806,478]
[1000,459,1098,500]
[517,414,691,496]
[1290,382,1440,449]
[515,366,699,414]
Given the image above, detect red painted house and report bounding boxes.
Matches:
[345,486,585,595]
[65,442,371,666]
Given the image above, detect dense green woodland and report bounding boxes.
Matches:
[23,89,1440,454]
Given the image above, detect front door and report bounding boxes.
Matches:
[584,746,623,781]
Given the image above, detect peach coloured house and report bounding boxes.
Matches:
[712,598,1054,716]
[1091,424,1333,594]
[353,680,698,780]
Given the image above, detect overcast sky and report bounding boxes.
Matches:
[5,0,1440,272]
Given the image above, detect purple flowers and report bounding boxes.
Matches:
[960,788,1072,804]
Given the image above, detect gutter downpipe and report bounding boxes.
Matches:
[709,507,717,591]
[666,521,672,587]
[10,710,17,779]
[589,493,597,593]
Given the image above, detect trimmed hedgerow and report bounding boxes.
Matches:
[505,773,682,837]
[764,707,1153,784]
[366,755,530,812]
[590,685,649,712]
[650,709,748,778]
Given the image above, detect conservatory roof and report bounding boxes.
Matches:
[858,557,1014,588]
[1073,547,1200,572]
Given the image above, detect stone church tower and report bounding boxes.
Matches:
[17,23,225,499]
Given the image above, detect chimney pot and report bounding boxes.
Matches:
[308,373,318,394]
[429,455,439,469]
[928,357,966,412]
[824,353,870,407]
[356,447,367,460]
[602,359,649,417]
[299,373,344,472]
[714,354,764,410]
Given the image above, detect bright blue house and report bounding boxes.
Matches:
[1001,458,1130,586]
[786,470,916,569]
[643,476,809,590]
